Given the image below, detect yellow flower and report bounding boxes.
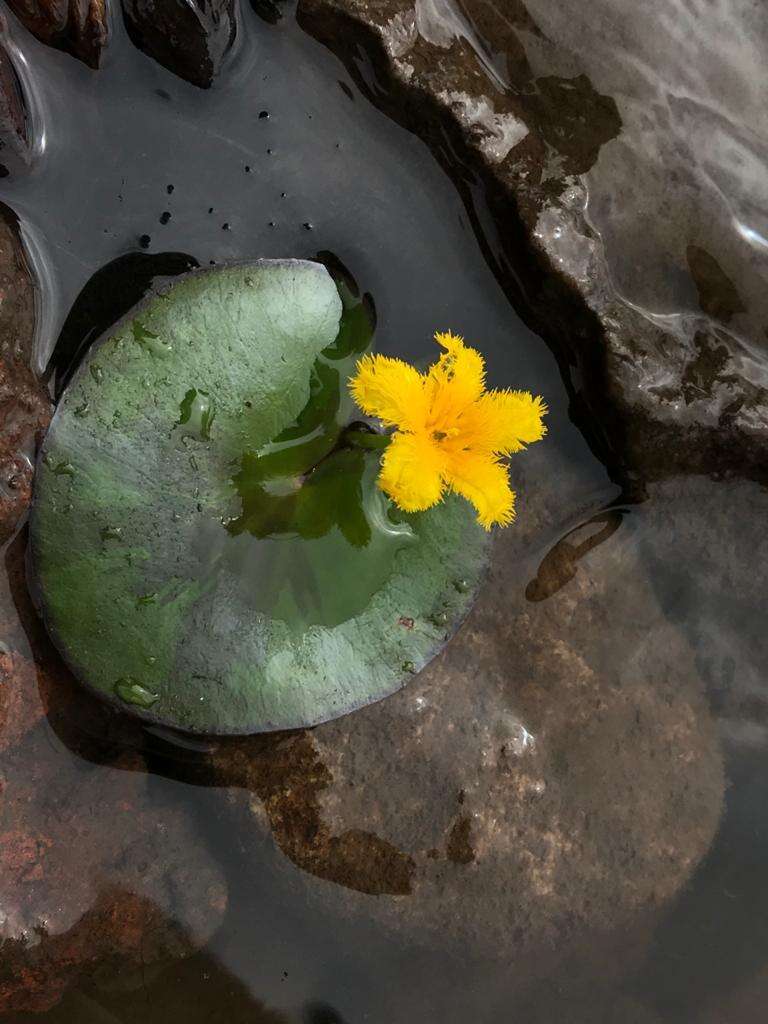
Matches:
[349,330,547,529]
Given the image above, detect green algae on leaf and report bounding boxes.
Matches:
[29,259,488,735]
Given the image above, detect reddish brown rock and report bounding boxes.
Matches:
[0,203,49,544]
[211,732,416,897]
[0,39,29,173]
[0,737,227,1014]
[0,47,25,143]
[6,0,107,69]
[0,360,51,545]
[0,202,35,364]
[0,534,223,1013]
[0,531,221,1015]
[0,649,45,752]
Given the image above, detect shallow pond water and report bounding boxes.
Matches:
[0,1,766,1022]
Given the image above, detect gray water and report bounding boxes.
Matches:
[0,0,765,1021]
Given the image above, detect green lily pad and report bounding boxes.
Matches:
[29,259,489,734]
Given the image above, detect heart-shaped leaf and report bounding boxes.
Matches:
[29,259,488,734]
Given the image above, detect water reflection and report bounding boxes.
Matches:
[219,261,415,629]
[11,945,291,1023]
[2,0,764,1017]
[525,508,624,601]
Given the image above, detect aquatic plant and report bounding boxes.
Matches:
[350,331,547,528]
[29,261,489,734]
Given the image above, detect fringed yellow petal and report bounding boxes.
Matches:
[348,329,545,528]
[445,452,516,530]
[378,431,446,512]
[457,389,548,455]
[427,331,486,423]
[349,355,427,431]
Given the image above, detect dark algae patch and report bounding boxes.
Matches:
[29,260,488,734]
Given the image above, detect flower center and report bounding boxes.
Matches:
[431,426,459,444]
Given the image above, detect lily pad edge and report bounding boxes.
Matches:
[26,259,491,736]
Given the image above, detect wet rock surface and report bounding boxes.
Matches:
[0,363,50,545]
[0,545,226,1015]
[0,39,30,176]
[0,701,227,1014]
[121,0,237,89]
[297,0,768,485]
[0,649,45,752]
[6,0,107,69]
[0,204,50,544]
[210,483,724,984]
[0,202,35,364]
[0,2,761,1017]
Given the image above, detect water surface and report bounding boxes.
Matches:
[1,1,765,1022]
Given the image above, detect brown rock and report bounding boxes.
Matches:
[0,47,25,144]
[0,203,49,543]
[0,360,51,545]
[210,485,724,987]
[0,650,45,753]
[0,525,188,1014]
[0,201,36,364]
[0,550,221,1016]
[121,0,237,89]
[297,0,768,485]
[0,37,29,175]
[0,734,227,1014]
[6,0,107,69]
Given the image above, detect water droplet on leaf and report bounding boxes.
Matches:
[114,678,159,708]
[132,322,172,357]
[177,388,216,441]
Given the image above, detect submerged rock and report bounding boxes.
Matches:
[298,0,768,484]
[0,732,227,1014]
[210,484,724,987]
[5,0,107,69]
[0,649,45,752]
[121,0,237,89]
[0,530,225,1015]
[54,955,292,1022]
